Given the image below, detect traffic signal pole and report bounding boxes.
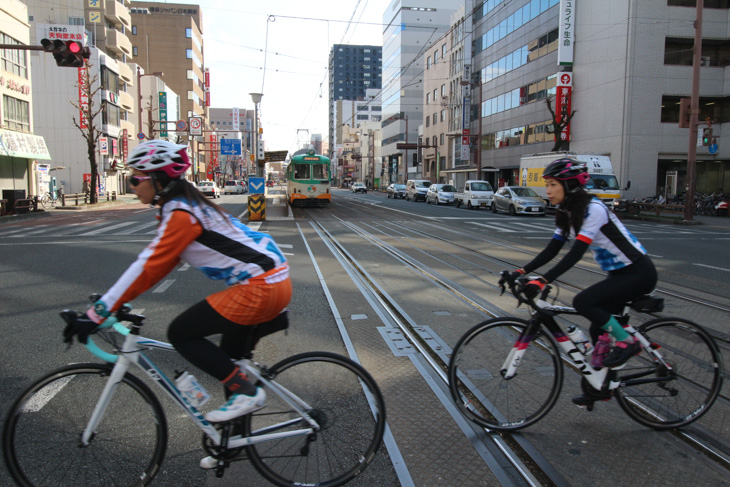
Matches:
[684,0,704,222]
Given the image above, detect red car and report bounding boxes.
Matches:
[266,180,274,187]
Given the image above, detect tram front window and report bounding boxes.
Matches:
[312,165,328,180]
[294,165,310,180]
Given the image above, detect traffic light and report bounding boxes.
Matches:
[702,128,713,146]
[41,39,89,68]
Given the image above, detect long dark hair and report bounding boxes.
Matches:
[152,173,230,220]
[555,181,593,238]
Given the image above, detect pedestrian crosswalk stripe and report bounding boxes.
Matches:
[467,221,517,232]
[74,221,137,236]
[111,220,158,235]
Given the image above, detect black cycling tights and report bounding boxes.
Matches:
[168,299,254,382]
[572,255,658,342]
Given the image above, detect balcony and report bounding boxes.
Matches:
[118,91,134,112]
[105,28,132,57]
[120,119,135,135]
[105,0,131,29]
[118,62,133,85]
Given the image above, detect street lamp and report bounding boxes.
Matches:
[137,67,164,139]
[250,93,263,177]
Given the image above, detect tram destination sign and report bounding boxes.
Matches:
[264,150,288,162]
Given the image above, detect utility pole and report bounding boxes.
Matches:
[684,0,704,222]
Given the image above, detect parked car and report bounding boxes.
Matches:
[240,180,248,193]
[405,179,431,201]
[386,183,406,199]
[426,184,457,205]
[197,180,220,198]
[224,180,243,194]
[492,186,546,216]
[351,182,367,193]
[455,180,494,209]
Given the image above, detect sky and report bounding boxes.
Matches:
[169,0,394,154]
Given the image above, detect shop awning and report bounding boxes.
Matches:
[0,129,52,160]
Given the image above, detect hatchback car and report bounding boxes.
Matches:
[426,184,457,205]
[351,182,367,193]
[197,181,220,198]
[492,186,546,215]
[386,183,406,199]
[224,180,243,194]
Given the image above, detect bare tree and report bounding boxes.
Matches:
[545,95,577,152]
[70,63,104,204]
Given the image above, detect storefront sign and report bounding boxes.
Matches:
[159,92,168,137]
[558,0,575,66]
[556,72,573,143]
[78,66,89,129]
[0,129,52,159]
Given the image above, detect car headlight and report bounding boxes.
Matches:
[514,199,526,205]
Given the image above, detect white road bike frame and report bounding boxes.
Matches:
[81,318,319,449]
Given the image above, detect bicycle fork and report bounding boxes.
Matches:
[80,355,133,445]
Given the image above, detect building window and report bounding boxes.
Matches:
[442,43,447,57]
[426,117,430,127]
[186,49,193,59]
[426,93,431,104]
[440,133,445,145]
[133,46,138,56]
[69,17,84,26]
[427,57,431,69]
[132,25,137,35]
[188,91,194,100]
[433,113,437,125]
[434,50,439,63]
[187,69,194,79]
[2,95,30,132]
[1,34,28,78]
[668,0,729,7]
[186,28,192,38]
[441,84,446,97]
[441,109,446,122]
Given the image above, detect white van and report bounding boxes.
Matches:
[455,180,495,209]
[405,179,431,201]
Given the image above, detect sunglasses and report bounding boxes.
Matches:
[129,175,152,186]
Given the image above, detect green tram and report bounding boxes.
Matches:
[286,150,331,207]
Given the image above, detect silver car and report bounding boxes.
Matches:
[426,184,457,205]
[492,186,546,216]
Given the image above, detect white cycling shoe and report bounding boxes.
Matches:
[204,388,266,423]
[200,456,219,469]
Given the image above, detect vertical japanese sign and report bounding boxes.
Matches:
[122,128,128,162]
[558,0,575,66]
[208,133,218,179]
[232,107,240,131]
[99,137,108,155]
[204,68,211,107]
[556,72,573,144]
[78,65,89,129]
[158,91,168,137]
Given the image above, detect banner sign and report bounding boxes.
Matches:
[556,72,573,144]
[78,65,89,129]
[158,92,168,137]
[99,136,108,155]
[558,0,575,66]
[122,128,128,162]
[232,107,240,131]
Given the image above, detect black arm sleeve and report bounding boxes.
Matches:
[541,239,590,283]
[523,237,565,274]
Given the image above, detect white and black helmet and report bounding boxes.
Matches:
[126,140,191,178]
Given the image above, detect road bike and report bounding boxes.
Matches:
[447,274,723,431]
[3,305,386,487]
[38,192,59,209]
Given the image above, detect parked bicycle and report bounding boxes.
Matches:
[38,191,59,208]
[447,274,723,431]
[3,303,386,487]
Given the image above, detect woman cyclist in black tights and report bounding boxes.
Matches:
[500,158,658,402]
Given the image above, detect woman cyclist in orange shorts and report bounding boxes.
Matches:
[84,140,291,467]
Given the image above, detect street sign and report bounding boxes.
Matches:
[709,141,719,154]
[99,137,108,155]
[159,92,168,137]
[697,127,704,147]
[137,132,145,140]
[176,119,187,132]
[249,177,265,194]
[220,139,242,155]
[264,150,288,162]
[189,117,203,136]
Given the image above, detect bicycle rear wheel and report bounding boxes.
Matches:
[3,363,167,487]
[39,194,49,209]
[615,318,723,429]
[245,352,386,487]
[448,318,564,431]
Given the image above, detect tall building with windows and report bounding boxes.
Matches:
[130,2,205,120]
[328,44,382,159]
[380,0,462,184]
[471,0,730,197]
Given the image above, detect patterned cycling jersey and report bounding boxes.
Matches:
[554,198,646,271]
[100,197,288,312]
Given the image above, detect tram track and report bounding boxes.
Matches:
[299,201,730,479]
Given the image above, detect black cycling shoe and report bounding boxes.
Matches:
[602,340,641,368]
[572,394,611,411]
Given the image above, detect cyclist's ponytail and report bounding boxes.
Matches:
[556,185,592,237]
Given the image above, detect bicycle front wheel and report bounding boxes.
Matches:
[614,318,723,429]
[448,318,564,431]
[245,352,386,487]
[3,363,168,487]
[39,194,49,209]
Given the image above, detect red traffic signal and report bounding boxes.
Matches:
[40,39,88,68]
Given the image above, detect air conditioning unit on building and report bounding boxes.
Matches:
[700,56,711,66]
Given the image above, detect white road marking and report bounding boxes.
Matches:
[467,221,517,232]
[153,279,175,293]
[75,221,137,236]
[20,376,74,412]
[112,220,159,234]
[248,222,262,231]
[693,263,730,272]
[178,263,191,271]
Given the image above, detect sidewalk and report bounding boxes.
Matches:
[0,193,139,225]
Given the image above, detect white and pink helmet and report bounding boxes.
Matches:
[126,140,191,178]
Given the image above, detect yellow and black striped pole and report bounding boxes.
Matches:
[247,177,266,221]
